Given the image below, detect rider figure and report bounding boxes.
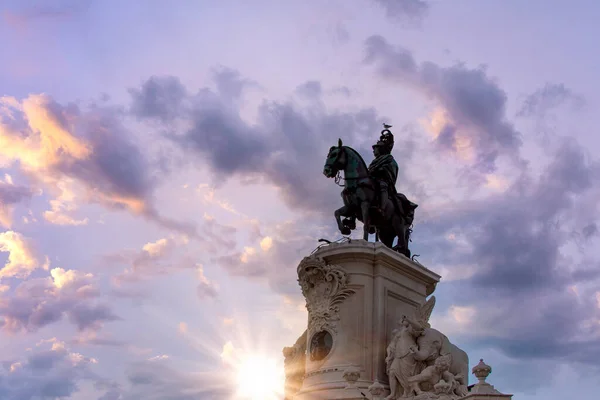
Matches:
[369,124,400,215]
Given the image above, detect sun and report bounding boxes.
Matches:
[235,353,285,400]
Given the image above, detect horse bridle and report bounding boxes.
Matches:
[327,147,352,187]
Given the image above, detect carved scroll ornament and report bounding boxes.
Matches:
[297,256,355,334]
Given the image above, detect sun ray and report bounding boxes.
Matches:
[139,291,288,399]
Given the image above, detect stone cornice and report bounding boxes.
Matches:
[307,240,440,296]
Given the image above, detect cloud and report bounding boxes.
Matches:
[0,339,99,400]
[111,359,232,400]
[415,138,600,379]
[0,230,45,280]
[107,236,226,289]
[69,331,127,348]
[0,176,35,228]
[295,80,323,99]
[142,238,169,257]
[0,268,118,333]
[211,66,258,103]
[197,265,218,299]
[220,341,235,364]
[517,83,585,118]
[372,0,429,25]
[42,178,88,226]
[364,35,523,174]
[68,303,119,331]
[2,0,91,31]
[214,219,336,295]
[200,214,238,255]
[0,94,195,235]
[178,322,188,334]
[129,76,188,122]
[129,72,400,216]
[260,236,273,251]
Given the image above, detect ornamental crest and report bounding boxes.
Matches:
[297,256,356,333]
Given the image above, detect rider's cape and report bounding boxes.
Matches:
[368,154,398,185]
[369,154,418,225]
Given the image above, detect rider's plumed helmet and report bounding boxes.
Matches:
[372,123,394,154]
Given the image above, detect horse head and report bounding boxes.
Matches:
[323,138,346,178]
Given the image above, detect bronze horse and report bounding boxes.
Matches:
[323,139,416,257]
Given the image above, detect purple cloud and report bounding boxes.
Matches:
[0,269,119,333]
[364,35,523,174]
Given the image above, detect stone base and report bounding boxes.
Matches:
[295,386,367,400]
[291,240,441,400]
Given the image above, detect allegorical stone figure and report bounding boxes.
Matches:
[282,330,307,400]
[385,297,470,400]
[385,316,423,399]
[407,355,454,396]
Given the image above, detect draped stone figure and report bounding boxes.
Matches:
[385,316,423,399]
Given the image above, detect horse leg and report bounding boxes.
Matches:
[392,216,409,256]
[335,205,352,235]
[378,227,395,249]
[361,201,371,241]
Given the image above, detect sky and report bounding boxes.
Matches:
[1,0,600,399]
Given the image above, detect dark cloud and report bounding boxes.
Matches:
[372,0,429,25]
[70,108,156,204]
[182,93,268,177]
[129,76,187,122]
[129,72,401,216]
[0,182,33,205]
[68,303,120,331]
[212,66,258,102]
[364,35,523,174]
[332,22,350,45]
[582,222,598,239]
[331,86,352,97]
[0,339,98,400]
[0,181,34,227]
[414,138,600,380]
[0,270,119,333]
[517,83,585,118]
[295,80,323,98]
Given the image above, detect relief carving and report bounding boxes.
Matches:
[283,330,307,400]
[386,296,469,400]
[297,256,356,334]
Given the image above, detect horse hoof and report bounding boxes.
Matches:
[342,218,356,230]
[341,227,351,235]
[368,227,376,234]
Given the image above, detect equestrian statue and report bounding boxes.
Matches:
[322,124,418,257]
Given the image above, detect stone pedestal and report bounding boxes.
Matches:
[292,240,440,400]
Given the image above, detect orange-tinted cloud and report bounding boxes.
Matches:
[0,94,195,235]
[0,230,46,280]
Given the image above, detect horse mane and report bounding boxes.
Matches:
[343,146,369,172]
